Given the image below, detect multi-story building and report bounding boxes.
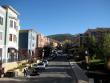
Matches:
[19,29,37,60]
[37,34,49,48]
[0,6,6,63]
[0,5,20,63]
[36,34,51,58]
[72,33,84,47]
[85,28,110,43]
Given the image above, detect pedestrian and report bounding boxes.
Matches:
[26,68,28,76]
[23,68,27,77]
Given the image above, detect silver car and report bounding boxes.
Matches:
[37,62,46,69]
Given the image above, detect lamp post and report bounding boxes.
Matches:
[85,50,89,64]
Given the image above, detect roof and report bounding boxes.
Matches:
[86,28,110,32]
[2,5,20,15]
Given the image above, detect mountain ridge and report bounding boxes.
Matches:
[47,33,74,42]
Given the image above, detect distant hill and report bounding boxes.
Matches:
[47,34,74,42]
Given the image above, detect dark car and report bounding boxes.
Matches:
[30,68,39,76]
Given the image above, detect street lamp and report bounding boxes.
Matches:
[85,50,89,64]
[85,50,88,55]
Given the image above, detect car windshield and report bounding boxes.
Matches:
[33,64,37,66]
[38,63,43,65]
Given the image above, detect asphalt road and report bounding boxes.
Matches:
[0,55,77,83]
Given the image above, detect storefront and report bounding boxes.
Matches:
[8,48,18,62]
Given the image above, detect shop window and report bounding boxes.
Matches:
[8,48,17,62]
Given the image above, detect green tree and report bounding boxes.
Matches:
[103,33,110,56]
[62,40,73,53]
[103,33,110,69]
[84,36,96,57]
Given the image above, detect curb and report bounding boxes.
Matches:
[69,61,89,83]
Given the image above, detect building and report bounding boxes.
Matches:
[85,28,110,43]
[0,5,20,63]
[0,6,6,63]
[19,29,37,60]
[35,34,49,58]
[37,34,49,48]
[72,33,84,47]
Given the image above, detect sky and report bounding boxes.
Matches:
[0,0,110,36]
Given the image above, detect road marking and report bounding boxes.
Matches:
[27,73,72,78]
[46,66,71,69]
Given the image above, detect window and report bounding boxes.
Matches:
[0,32,2,40]
[13,35,17,42]
[32,43,34,47]
[0,16,3,25]
[32,36,34,40]
[14,21,16,29]
[9,34,12,41]
[0,48,2,61]
[91,32,96,36]
[10,20,13,28]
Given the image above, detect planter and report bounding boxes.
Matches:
[4,71,18,77]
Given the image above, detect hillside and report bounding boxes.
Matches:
[47,34,74,42]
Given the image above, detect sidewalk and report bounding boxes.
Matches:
[69,60,89,83]
[0,63,39,81]
[0,71,24,81]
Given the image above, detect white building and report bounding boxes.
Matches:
[0,5,20,63]
[0,6,6,63]
[19,29,37,60]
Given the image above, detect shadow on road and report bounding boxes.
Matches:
[51,56,68,62]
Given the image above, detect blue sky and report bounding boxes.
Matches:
[0,0,110,36]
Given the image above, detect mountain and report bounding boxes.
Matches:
[47,34,74,42]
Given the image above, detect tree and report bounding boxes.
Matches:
[103,33,110,69]
[84,36,96,57]
[103,33,110,56]
[62,40,73,53]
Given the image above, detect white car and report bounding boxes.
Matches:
[42,60,48,66]
[37,60,42,64]
[37,62,46,69]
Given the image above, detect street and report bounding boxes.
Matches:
[0,55,77,83]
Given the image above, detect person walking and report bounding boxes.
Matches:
[23,68,27,77]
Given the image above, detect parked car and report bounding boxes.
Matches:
[32,63,38,68]
[66,54,74,59]
[37,60,42,64]
[37,62,46,69]
[42,60,48,66]
[57,50,63,53]
[51,52,57,58]
[47,57,53,61]
[30,68,39,76]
